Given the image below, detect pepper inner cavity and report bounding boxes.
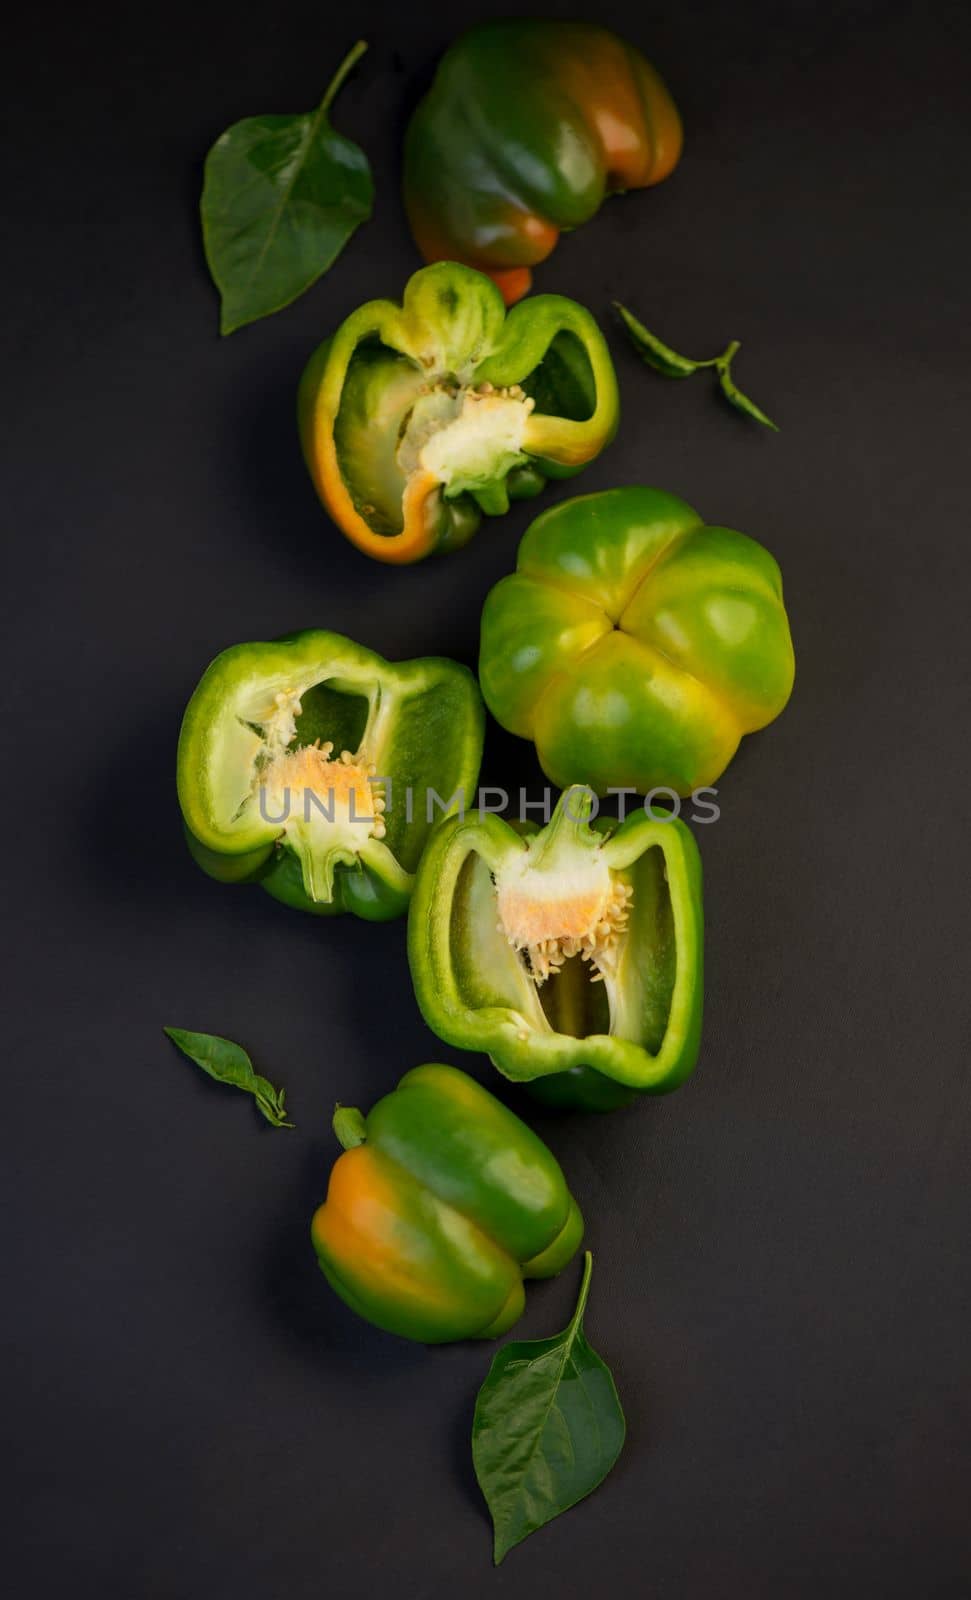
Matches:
[248,687,386,899]
[396,381,535,498]
[495,839,632,985]
[335,337,537,529]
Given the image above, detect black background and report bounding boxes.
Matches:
[3,1,970,1595]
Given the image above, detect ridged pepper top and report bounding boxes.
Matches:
[479,487,795,796]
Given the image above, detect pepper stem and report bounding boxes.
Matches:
[333,1104,367,1148]
[319,40,368,119]
[529,786,598,871]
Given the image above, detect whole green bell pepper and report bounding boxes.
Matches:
[404,22,682,305]
[298,262,618,564]
[479,487,795,797]
[311,1063,584,1342]
[407,788,703,1111]
[177,629,483,920]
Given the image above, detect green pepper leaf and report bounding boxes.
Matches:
[163,1028,294,1128]
[715,341,779,430]
[201,41,373,335]
[615,303,779,429]
[613,302,703,377]
[472,1252,625,1564]
[253,1078,294,1130]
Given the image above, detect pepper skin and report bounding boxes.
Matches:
[403,22,682,305]
[407,788,703,1111]
[479,487,795,797]
[298,262,618,563]
[177,630,483,920]
[311,1064,584,1341]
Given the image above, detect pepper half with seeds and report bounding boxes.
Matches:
[298,262,618,563]
[407,787,704,1110]
[177,629,484,920]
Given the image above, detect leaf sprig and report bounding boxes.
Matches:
[163,1027,293,1127]
[201,41,373,334]
[472,1252,625,1563]
[615,301,779,430]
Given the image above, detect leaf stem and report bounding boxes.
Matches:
[569,1250,594,1332]
[716,340,742,370]
[320,40,368,118]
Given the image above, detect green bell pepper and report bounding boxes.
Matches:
[311,1063,584,1342]
[479,487,795,797]
[404,22,682,305]
[177,629,483,920]
[407,788,703,1111]
[298,262,618,564]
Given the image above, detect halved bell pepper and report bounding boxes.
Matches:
[298,262,618,564]
[479,487,795,797]
[407,788,703,1112]
[404,22,682,305]
[177,629,483,920]
[311,1063,584,1342]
